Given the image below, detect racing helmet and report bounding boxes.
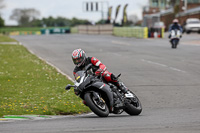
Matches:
[173,19,179,23]
[72,49,86,67]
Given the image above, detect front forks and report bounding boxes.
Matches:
[92,92,105,106]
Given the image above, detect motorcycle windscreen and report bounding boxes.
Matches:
[74,71,85,83]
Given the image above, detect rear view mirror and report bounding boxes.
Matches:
[116,73,121,79]
[65,84,72,90]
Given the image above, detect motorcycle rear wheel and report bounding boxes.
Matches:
[84,92,109,117]
[124,92,142,115]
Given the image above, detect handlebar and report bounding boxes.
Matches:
[65,84,75,90]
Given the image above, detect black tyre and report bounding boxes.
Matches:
[174,40,178,48]
[186,31,190,34]
[171,43,175,49]
[124,92,142,115]
[170,40,174,48]
[175,44,177,48]
[84,92,109,117]
[172,40,177,49]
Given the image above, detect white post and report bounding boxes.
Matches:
[184,0,187,10]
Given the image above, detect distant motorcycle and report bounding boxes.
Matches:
[65,64,142,117]
[169,29,182,49]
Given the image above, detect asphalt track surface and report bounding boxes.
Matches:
[1,33,200,133]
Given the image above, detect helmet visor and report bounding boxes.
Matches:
[73,56,84,66]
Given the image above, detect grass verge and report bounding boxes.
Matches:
[0,27,41,33]
[0,35,18,42]
[0,40,90,117]
[0,27,70,34]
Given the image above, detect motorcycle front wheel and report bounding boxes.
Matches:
[124,92,142,115]
[172,39,178,49]
[84,92,109,117]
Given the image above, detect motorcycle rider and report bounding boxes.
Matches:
[71,48,128,93]
[168,19,183,38]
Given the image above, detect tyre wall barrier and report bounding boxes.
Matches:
[70,27,78,34]
[9,31,41,35]
[113,27,148,39]
[77,24,113,35]
[8,26,164,39]
[40,28,70,34]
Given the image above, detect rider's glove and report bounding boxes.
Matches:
[95,68,103,76]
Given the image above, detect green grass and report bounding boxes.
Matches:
[0,43,90,117]
[0,27,41,33]
[0,35,18,42]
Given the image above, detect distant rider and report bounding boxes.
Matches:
[71,48,127,93]
[168,19,183,38]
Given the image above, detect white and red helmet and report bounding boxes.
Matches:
[72,49,86,67]
[173,19,179,23]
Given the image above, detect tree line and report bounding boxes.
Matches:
[7,8,138,27]
[0,0,5,27]
[9,8,91,27]
[0,6,93,27]
[0,1,139,28]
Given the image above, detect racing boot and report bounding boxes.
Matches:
[118,82,128,94]
[112,81,128,94]
[110,74,128,93]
